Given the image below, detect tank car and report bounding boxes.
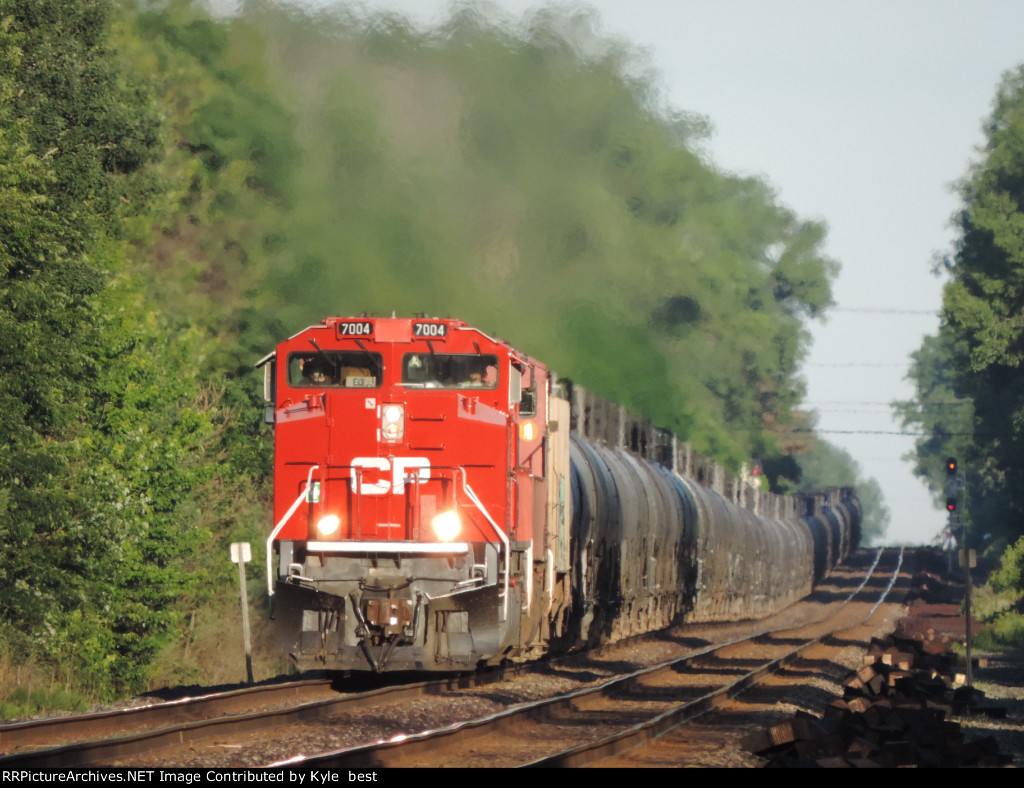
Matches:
[258,317,860,672]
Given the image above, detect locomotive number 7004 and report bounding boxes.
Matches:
[413,322,448,337]
[337,321,373,336]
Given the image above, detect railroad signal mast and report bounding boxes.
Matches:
[944,456,973,687]
[944,455,962,525]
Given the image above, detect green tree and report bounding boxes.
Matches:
[0,0,235,697]
[901,65,1024,553]
[0,0,858,703]
[222,1,838,478]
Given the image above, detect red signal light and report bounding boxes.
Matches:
[946,497,956,512]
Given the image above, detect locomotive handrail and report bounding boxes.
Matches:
[459,468,510,622]
[266,465,319,596]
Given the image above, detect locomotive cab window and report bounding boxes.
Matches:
[520,387,537,417]
[287,351,382,388]
[401,353,498,389]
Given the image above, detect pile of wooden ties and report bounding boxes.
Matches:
[744,634,1011,767]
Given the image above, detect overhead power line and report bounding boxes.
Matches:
[811,405,970,413]
[832,307,938,316]
[807,400,968,406]
[807,363,908,368]
[801,429,977,436]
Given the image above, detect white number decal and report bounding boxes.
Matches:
[413,322,448,337]
[338,321,373,336]
[350,457,430,495]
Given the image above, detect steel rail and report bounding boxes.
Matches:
[0,674,476,768]
[528,547,906,767]
[0,619,626,767]
[0,679,337,756]
[2,550,901,769]
[269,548,904,769]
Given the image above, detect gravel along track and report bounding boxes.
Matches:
[8,548,918,768]
[290,548,904,768]
[104,547,1024,769]
[594,585,907,767]
[602,550,1024,768]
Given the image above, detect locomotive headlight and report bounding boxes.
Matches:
[381,404,405,442]
[431,510,461,542]
[316,514,341,537]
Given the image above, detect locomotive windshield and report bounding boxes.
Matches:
[287,351,382,388]
[401,353,498,389]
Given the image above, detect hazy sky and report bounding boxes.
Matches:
[279,0,1024,544]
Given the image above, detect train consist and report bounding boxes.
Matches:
[258,317,861,672]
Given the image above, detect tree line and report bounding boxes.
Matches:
[0,0,885,704]
[897,66,1024,568]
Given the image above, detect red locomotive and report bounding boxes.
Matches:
[259,317,860,672]
[259,316,565,671]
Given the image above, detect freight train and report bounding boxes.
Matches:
[257,316,861,672]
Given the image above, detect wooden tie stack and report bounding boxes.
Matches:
[743,634,1010,767]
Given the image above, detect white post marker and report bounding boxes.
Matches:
[231,542,254,684]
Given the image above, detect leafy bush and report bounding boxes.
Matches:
[975,611,1024,651]
[989,536,1024,594]
[0,650,91,720]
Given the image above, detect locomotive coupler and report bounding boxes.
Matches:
[349,592,417,671]
[364,598,414,640]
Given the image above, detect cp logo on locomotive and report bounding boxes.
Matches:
[349,457,431,495]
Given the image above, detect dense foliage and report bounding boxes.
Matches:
[898,65,1024,557]
[228,3,839,470]
[0,0,184,693]
[0,0,877,705]
[0,0,269,699]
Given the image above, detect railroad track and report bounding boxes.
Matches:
[282,547,906,768]
[0,679,334,756]
[0,674,481,768]
[0,548,908,768]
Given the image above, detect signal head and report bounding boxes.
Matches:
[946,457,958,475]
[946,497,957,512]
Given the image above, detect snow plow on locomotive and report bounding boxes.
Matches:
[258,317,860,672]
